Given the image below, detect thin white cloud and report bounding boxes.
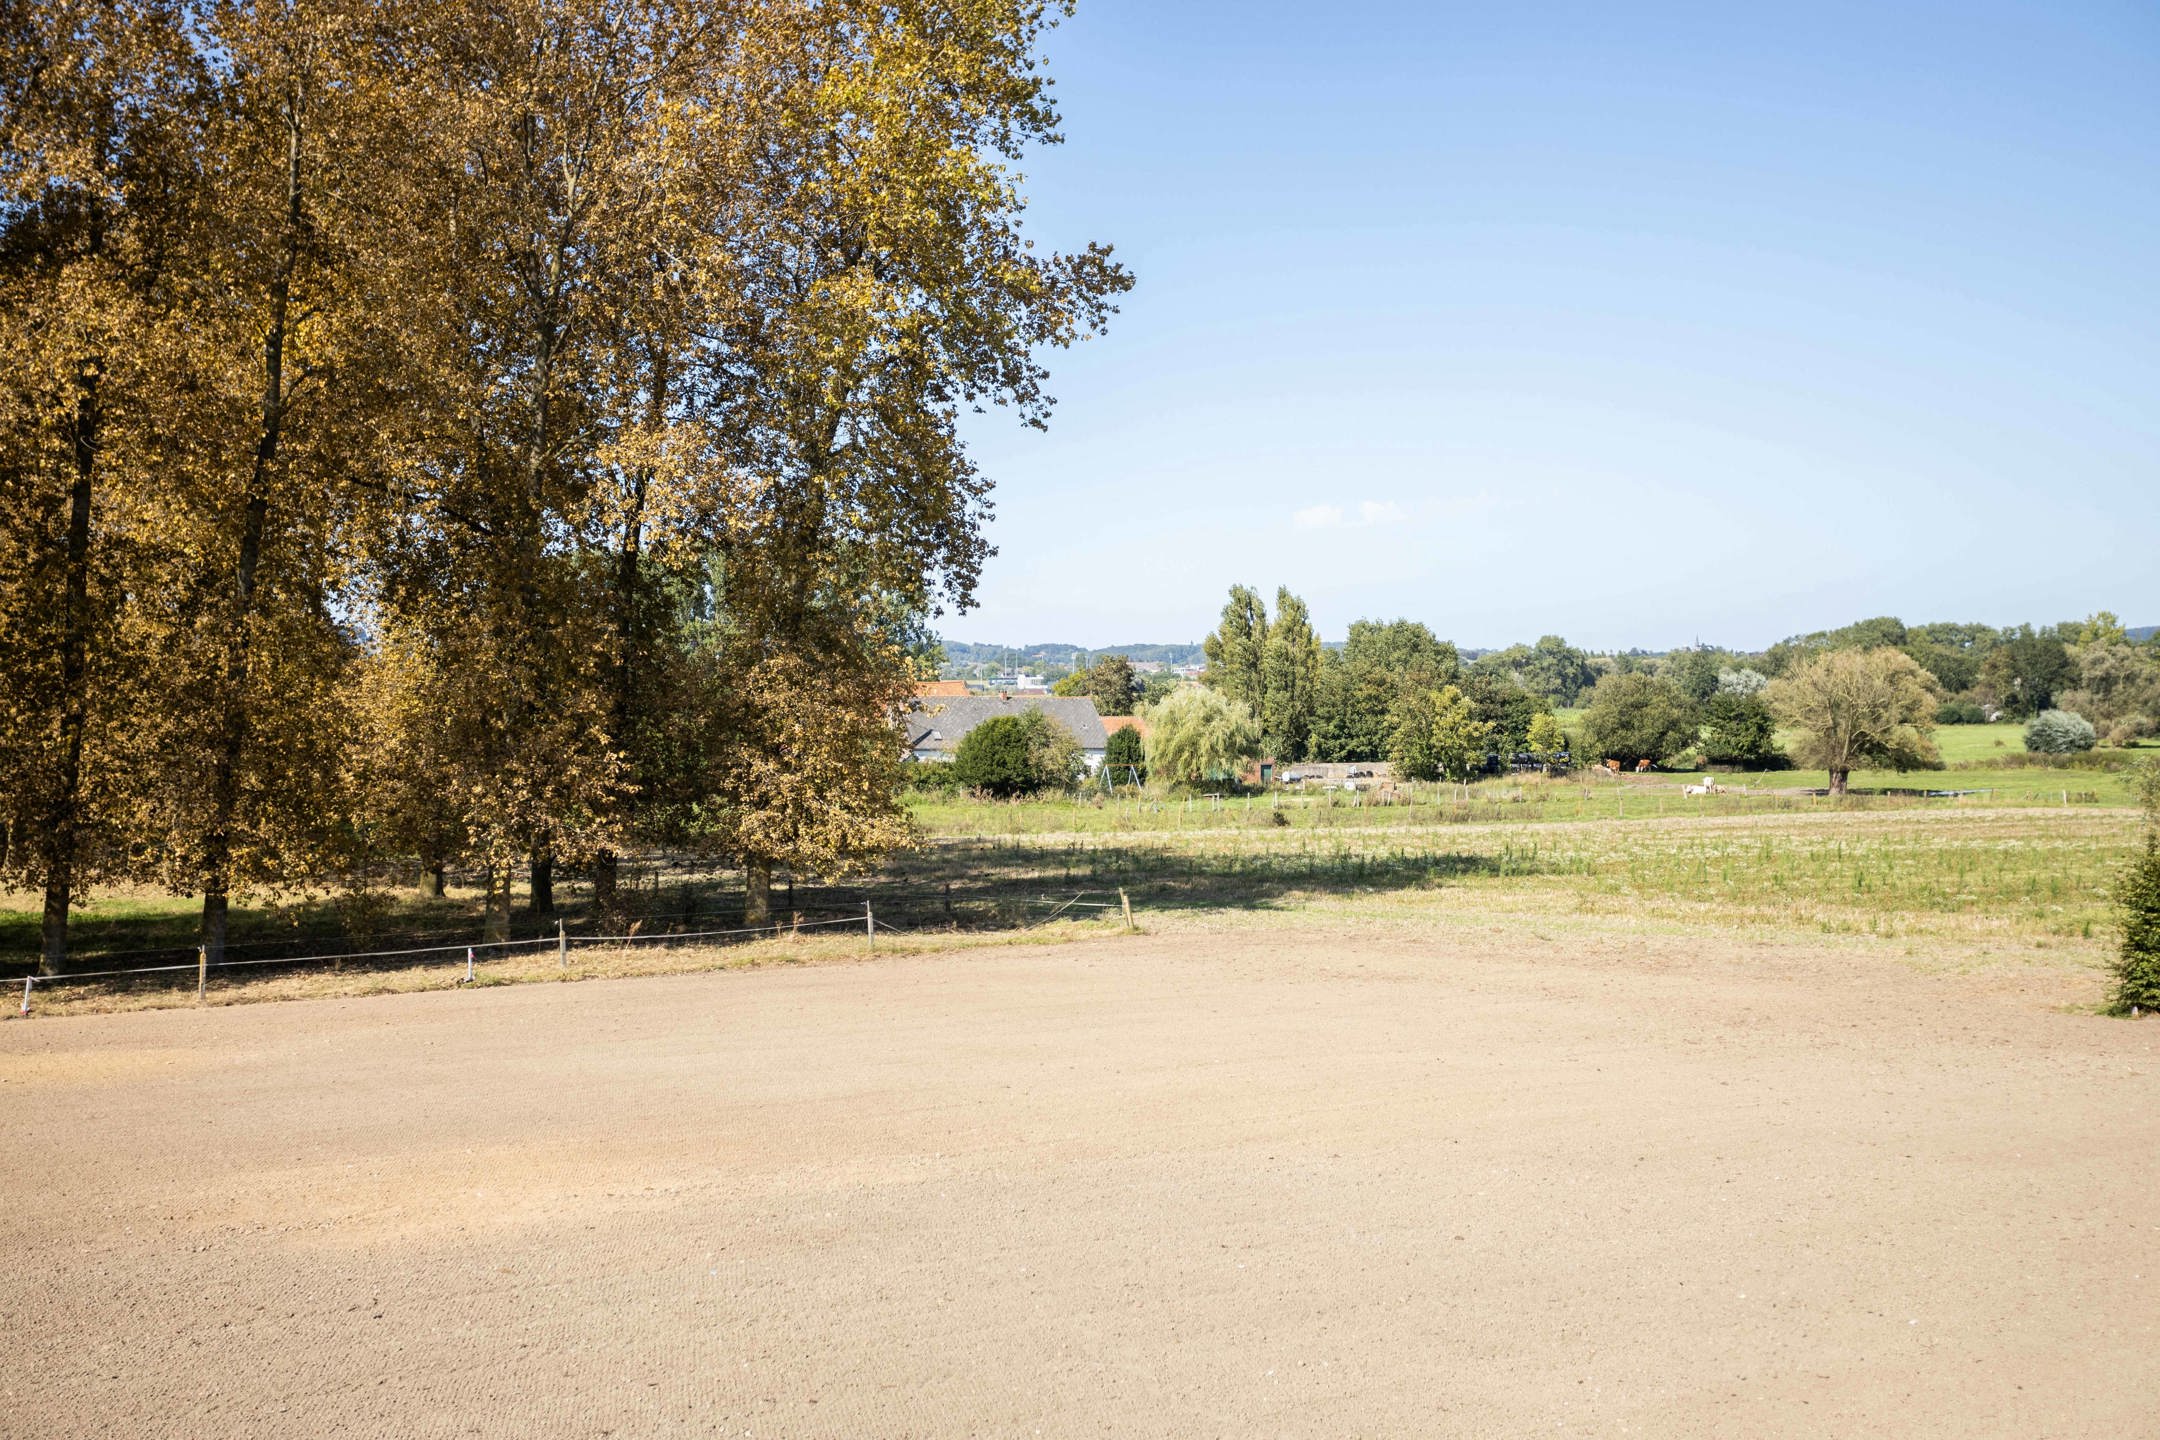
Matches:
[1295,500,1403,530]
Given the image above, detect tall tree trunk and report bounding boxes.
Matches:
[528,850,554,915]
[201,92,305,965]
[428,864,446,898]
[1830,768,1849,796]
[483,861,511,943]
[592,348,665,921]
[38,357,100,976]
[743,859,772,928]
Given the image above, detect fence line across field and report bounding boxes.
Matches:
[12,892,1136,1017]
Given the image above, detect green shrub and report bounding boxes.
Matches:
[1103,725,1146,782]
[905,760,964,794]
[953,715,1040,795]
[2024,709,2097,755]
[1935,700,1988,725]
[1702,691,1786,768]
[951,711,1083,796]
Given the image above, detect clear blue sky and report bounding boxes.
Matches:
[949,0,2159,652]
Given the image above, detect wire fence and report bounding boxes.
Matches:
[10,888,1138,1018]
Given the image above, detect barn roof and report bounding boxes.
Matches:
[904,695,1109,753]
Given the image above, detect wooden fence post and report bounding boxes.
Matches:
[865,900,875,954]
[1120,888,1134,931]
[197,945,207,1003]
[557,918,567,969]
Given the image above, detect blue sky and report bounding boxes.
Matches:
[948,0,2159,651]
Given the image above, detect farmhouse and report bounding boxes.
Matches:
[906,695,1111,771]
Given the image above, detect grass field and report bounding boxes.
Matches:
[8,735,2149,1013]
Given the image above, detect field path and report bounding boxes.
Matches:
[3,929,2156,1437]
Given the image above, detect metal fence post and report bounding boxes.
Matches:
[465,946,475,984]
[197,945,207,1003]
[557,918,567,969]
[865,900,875,954]
[19,975,30,1018]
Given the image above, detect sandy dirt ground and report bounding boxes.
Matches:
[3,925,2157,1438]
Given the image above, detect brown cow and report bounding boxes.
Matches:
[1603,759,1622,775]
[1634,758,1653,772]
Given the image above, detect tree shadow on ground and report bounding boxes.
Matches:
[4,839,1523,992]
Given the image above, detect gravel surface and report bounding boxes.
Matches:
[3,928,2156,1437]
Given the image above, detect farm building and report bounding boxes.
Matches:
[905,695,1111,770]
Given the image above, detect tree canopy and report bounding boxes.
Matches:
[0,0,1129,965]
[1768,648,1940,794]
[1144,687,1261,788]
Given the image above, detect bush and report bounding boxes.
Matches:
[2024,709,2097,755]
[1935,700,1988,725]
[905,761,964,794]
[952,710,1085,795]
[2112,834,2160,1015]
[1103,725,1146,782]
[952,714,1040,795]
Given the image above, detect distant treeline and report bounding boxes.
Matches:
[1183,592,2160,766]
[942,640,1207,672]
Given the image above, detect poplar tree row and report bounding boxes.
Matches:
[0,0,1129,970]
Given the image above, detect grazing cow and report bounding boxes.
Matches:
[1634,758,1653,772]
[1603,758,1622,775]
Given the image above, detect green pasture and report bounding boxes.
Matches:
[879,805,2140,956]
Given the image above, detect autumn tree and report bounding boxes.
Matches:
[1768,647,1941,795]
[0,0,198,971]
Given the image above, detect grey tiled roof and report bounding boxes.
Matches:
[905,696,1108,753]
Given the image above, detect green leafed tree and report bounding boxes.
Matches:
[1144,686,1261,788]
[1201,585,1269,715]
[1260,588,1322,761]
[1103,724,1146,783]
[1701,691,1785,768]
[1526,712,1567,761]
[1083,654,1140,716]
[1310,619,1458,762]
[1391,684,1491,782]
[953,710,1083,797]
[1768,648,1941,795]
[1578,674,1700,770]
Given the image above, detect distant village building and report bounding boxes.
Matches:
[905,695,1110,771]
